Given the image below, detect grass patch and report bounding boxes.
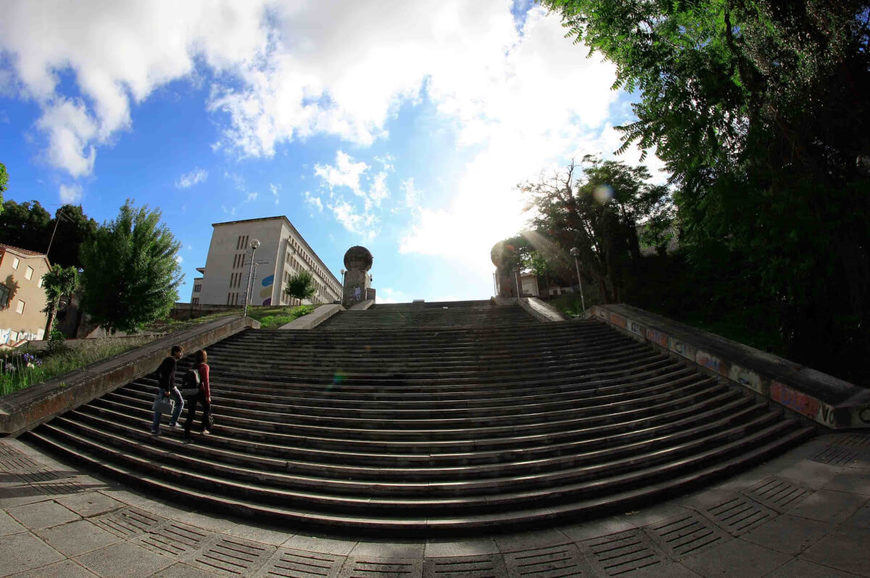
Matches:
[0,336,157,397]
[247,305,316,329]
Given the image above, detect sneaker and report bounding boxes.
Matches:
[150,430,160,436]
[170,422,178,430]
[201,429,210,436]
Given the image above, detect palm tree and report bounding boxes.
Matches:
[42,264,79,337]
[284,270,316,304]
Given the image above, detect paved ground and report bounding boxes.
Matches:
[2,431,870,577]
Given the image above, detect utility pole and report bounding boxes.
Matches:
[570,247,586,314]
[243,239,260,318]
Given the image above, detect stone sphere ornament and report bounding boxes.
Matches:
[344,246,373,271]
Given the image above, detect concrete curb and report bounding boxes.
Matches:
[350,299,375,310]
[280,304,345,329]
[592,303,870,430]
[519,297,567,322]
[0,315,258,437]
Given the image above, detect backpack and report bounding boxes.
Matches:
[180,367,201,397]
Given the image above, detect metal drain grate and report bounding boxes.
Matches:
[832,434,870,448]
[503,543,590,577]
[423,555,507,578]
[93,507,164,538]
[810,446,858,465]
[647,512,726,559]
[256,548,344,578]
[744,477,812,512]
[139,521,210,557]
[194,536,275,576]
[704,496,776,536]
[582,530,663,576]
[339,558,423,577]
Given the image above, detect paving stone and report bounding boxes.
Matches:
[7,499,81,530]
[503,542,594,577]
[75,541,175,578]
[222,520,294,546]
[283,534,357,556]
[679,538,792,578]
[0,481,59,508]
[742,476,813,513]
[739,514,831,555]
[0,508,26,536]
[56,491,124,518]
[822,472,870,496]
[349,540,426,559]
[92,506,165,539]
[559,514,639,541]
[5,558,100,578]
[188,534,276,576]
[424,538,500,558]
[494,528,572,554]
[36,518,123,557]
[776,460,842,490]
[645,510,730,560]
[763,558,860,577]
[148,561,216,578]
[801,526,870,575]
[136,519,212,558]
[786,489,868,524]
[0,531,65,576]
[845,499,870,529]
[580,528,666,576]
[701,494,778,536]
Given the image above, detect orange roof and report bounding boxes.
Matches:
[0,244,46,257]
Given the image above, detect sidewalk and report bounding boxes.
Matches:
[2,432,870,577]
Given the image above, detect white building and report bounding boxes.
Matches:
[195,216,342,307]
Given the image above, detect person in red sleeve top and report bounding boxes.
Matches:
[183,349,212,442]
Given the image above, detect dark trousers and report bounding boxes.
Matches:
[183,392,211,437]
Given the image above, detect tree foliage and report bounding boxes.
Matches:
[521,156,672,303]
[0,200,97,268]
[41,264,79,337]
[285,270,316,302]
[0,162,7,212]
[541,0,870,380]
[79,201,182,334]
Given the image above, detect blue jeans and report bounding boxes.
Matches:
[151,387,184,432]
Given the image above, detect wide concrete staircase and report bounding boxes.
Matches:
[25,301,814,535]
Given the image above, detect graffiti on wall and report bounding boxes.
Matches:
[771,380,822,421]
[610,313,627,329]
[728,364,764,394]
[629,321,644,337]
[696,350,728,376]
[259,275,274,306]
[646,328,669,349]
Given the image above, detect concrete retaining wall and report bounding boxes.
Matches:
[0,315,259,437]
[592,304,870,430]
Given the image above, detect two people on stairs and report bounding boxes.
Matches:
[151,345,212,441]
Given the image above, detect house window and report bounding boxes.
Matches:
[25,266,33,280]
[193,283,201,293]
[16,299,25,314]
[0,284,9,308]
[11,257,19,270]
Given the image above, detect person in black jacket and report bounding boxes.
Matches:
[151,345,185,435]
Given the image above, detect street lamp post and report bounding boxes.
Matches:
[243,238,260,318]
[569,247,586,314]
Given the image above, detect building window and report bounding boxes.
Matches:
[0,284,9,308]
[25,266,33,280]
[193,283,201,293]
[16,299,25,314]
[11,257,19,270]
[192,297,199,305]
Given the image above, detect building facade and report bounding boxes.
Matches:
[195,216,342,307]
[0,245,50,347]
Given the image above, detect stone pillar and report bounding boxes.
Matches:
[342,246,374,308]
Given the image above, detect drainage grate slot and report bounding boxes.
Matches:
[705,496,775,536]
[423,555,506,578]
[744,477,812,512]
[504,543,589,577]
[140,522,209,557]
[339,558,423,577]
[583,531,662,576]
[196,536,275,576]
[647,513,725,558]
[94,507,163,538]
[832,434,870,448]
[259,548,344,578]
[811,446,858,465]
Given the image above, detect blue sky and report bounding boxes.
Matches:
[0,0,662,304]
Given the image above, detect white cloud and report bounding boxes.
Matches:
[314,150,391,237]
[246,191,258,202]
[303,191,323,212]
[175,167,208,189]
[175,255,184,264]
[270,183,281,205]
[402,178,421,209]
[59,183,83,203]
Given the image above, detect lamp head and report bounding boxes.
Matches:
[251,239,261,250]
[569,247,579,258]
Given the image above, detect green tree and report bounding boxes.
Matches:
[46,205,99,269]
[79,201,182,334]
[0,162,7,212]
[41,264,79,337]
[0,200,52,252]
[285,270,316,303]
[541,0,870,380]
[522,156,671,302]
